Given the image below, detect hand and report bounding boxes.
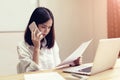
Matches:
[69,57,82,67]
[32,29,43,64]
[31,28,43,48]
[73,57,82,66]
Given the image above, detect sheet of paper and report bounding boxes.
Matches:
[57,40,92,66]
[24,72,65,80]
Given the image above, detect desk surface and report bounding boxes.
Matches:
[0,59,120,80]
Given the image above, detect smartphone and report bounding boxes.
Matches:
[29,22,43,39]
[29,21,41,34]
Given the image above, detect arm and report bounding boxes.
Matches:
[17,42,40,73]
[33,48,40,64]
[31,29,42,64]
[17,28,43,73]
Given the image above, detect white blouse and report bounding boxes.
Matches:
[17,41,61,73]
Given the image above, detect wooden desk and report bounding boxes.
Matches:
[87,59,120,80]
[0,59,120,80]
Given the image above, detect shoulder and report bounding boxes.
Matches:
[54,41,59,47]
[17,41,33,57]
[17,41,30,50]
[52,40,59,51]
[17,41,26,47]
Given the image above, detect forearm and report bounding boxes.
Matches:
[33,48,40,64]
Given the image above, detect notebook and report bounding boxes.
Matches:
[56,39,92,68]
[63,38,120,75]
[24,72,65,80]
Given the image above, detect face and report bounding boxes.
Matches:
[38,19,53,37]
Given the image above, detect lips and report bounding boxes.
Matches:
[42,34,46,37]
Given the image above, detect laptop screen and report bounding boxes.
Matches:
[63,38,120,75]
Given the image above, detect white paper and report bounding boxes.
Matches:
[57,40,92,66]
[24,72,65,80]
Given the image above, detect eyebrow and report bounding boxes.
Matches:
[42,24,52,27]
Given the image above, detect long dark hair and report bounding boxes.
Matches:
[24,7,55,49]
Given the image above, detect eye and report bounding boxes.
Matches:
[41,24,52,29]
[41,25,46,28]
[48,26,52,29]
[40,24,46,28]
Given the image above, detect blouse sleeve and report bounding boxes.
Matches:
[17,42,40,73]
[53,41,61,66]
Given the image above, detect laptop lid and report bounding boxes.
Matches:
[90,38,120,75]
[63,38,120,75]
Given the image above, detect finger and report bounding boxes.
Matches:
[37,32,41,39]
[32,29,36,40]
[40,35,43,39]
[34,28,37,34]
[73,57,80,66]
[79,56,83,65]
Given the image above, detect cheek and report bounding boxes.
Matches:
[48,29,51,32]
[47,29,51,34]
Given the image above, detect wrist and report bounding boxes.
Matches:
[34,47,40,53]
[33,48,40,64]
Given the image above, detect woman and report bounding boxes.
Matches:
[17,7,81,73]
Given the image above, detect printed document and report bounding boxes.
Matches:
[57,40,92,67]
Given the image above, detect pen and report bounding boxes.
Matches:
[71,73,88,80]
[72,73,83,78]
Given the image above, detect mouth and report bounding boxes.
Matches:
[42,34,46,37]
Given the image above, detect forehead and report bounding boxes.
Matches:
[43,19,53,26]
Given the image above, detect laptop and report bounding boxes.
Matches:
[63,38,120,75]
[56,39,92,67]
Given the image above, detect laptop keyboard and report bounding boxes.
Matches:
[63,63,93,74]
[79,66,92,72]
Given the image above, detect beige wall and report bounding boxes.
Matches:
[0,32,24,75]
[40,0,107,62]
[0,0,107,75]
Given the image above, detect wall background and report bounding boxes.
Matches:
[0,0,107,75]
[40,0,107,63]
[0,0,37,31]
